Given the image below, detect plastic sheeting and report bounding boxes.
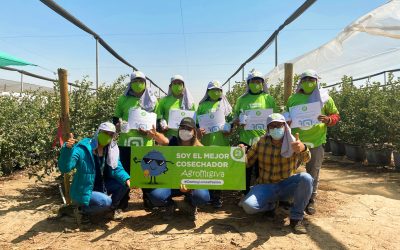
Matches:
[265,0,400,85]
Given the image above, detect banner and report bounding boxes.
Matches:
[131,146,246,190]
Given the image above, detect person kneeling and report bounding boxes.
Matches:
[241,114,313,234]
[145,117,210,221]
[58,122,130,224]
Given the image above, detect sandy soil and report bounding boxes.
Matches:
[0,153,399,250]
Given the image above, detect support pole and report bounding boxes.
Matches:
[242,67,245,82]
[20,73,24,96]
[95,39,99,90]
[283,63,293,105]
[275,36,278,67]
[58,68,71,204]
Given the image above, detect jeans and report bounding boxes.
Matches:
[242,172,313,220]
[145,188,210,207]
[82,178,129,215]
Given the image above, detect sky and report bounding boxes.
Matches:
[0,0,387,101]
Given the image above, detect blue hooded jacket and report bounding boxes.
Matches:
[58,138,130,206]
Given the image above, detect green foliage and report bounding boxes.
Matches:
[328,74,400,150]
[69,75,127,140]
[0,75,128,177]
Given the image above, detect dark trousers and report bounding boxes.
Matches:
[119,146,131,209]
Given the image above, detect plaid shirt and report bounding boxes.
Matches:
[246,135,311,184]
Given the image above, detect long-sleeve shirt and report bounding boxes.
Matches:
[246,135,311,184]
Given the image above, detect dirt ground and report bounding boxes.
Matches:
[1,153,400,250]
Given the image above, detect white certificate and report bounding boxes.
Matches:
[289,102,321,128]
[128,108,157,131]
[168,109,196,129]
[198,110,226,134]
[244,109,273,130]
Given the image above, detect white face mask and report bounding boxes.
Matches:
[179,129,193,141]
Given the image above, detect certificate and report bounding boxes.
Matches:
[244,109,273,130]
[289,102,321,128]
[128,108,157,130]
[198,110,226,134]
[168,109,196,129]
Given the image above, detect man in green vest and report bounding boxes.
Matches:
[286,69,340,215]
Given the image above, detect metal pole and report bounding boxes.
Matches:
[20,73,23,96]
[228,80,231,93]
[275,35,278,67]
[95,38,99,90]
[242,67,245,82]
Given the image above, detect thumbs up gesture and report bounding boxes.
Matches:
[66,133,77,148]
[291,133,306,153]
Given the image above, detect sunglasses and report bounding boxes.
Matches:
[142,158,174,166]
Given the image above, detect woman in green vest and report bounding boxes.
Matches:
[197,80,233,208]
[113,71,158,209]
[156,75,196,138]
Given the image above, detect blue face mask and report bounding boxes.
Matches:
[269,127,285,140]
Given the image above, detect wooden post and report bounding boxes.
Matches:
[58,68,71,204]
[284,63,293,105]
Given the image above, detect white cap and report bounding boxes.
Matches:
[98,122,116,134]
[247,70,265,83]
[171,74,185,83]
[300,69,320,80]
[266,113,286,126]
[131,71,146,81]
[207,80,222,90]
